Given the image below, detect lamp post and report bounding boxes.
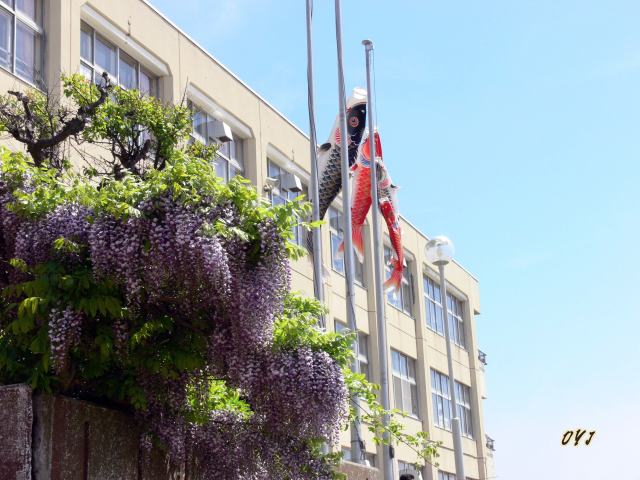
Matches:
[425,236,466,480]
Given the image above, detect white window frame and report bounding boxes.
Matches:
[391,349,419,417]
[189,100,244,183]
[342,447,376,467]
[384,245,414,316]
[424,274,467,349]
[455,381,474,438]
[398,460,418,475]
[0,0,43,87]
[431,368,452,430]
[334,319,370,381]
[431,368,474,438]
[267,159,307,246]
[80,21,158,96]
[438,471,456,480]
[329,206,365,286]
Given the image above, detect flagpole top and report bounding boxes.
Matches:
[362,39,374,50]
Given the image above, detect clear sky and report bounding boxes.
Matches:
[149,1,640,478]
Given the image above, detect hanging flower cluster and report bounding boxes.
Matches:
[0,150,348,479]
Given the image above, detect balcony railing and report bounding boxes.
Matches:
[478,349,488,366]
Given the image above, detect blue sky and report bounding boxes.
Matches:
[150,1,640,478]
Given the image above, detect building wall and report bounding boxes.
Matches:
[0,1,494,478]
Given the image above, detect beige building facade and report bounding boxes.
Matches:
[0,1,495,478]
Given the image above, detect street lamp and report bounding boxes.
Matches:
[425,236,466,480]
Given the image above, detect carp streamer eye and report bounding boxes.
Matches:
[349,116,360,127]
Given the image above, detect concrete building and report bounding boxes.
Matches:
[0,1,495,478]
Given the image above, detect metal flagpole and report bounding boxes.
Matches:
[305,0,326,330]
[362,39,393,480]
[439,263,466,480]
[334,0,364,465]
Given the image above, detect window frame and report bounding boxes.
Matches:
[80,21,158,96]
[391,349,419,417]
[384,245,414,316]
[267,159,308,246]
[329,206,365,286]
[0,0,43,87]
[431,368,452,430]
[423,274,467,349]
[431,368,474,438]
[455,381,474,438]
[335,319,370,381]
[188,100,244,182]
[438,471,456,480]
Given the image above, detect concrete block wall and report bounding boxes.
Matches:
[0,384,379,480]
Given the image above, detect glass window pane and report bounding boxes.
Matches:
[341,447,351,462]
[0,0,13,8]
[402,380,412,412]
[400,355,408,377]
[331,232,344,273]
[355,257,365,285]
[229,139,238,161]
[391,351,400,373]
[0,9,12,70]
[80,23,92,62]
[271,194,286,206]
[139,67,156,96]
[329,208,341,232]
[410,384,419,415]
[360,362,369,381]
[234,140,244,169]
[16,22,39,83]
[218,141,230,159]
[94,69,107,87]
[118,52,137,90]
[267,160,280,180]
[192,108,206,139]
[403,283,412,310]
[80,62,93,81]
[16,0,39,24]
[94,34,117,77]
[387,288,400,308]
[358,335,368,358]
[214,157,228,182]
[408,359,416,380]
[393,376,403,409]
[229,164,242,179]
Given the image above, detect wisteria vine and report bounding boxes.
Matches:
[0,149,348,479]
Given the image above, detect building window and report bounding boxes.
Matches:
[398,460,417,474]
[342,447,376,467]
[335,320,370,381]
[438,472,456,480]
[424,275,467,349]
[189,102,244,182]
[341,447,376,467]
[329,206,365,285]
[0,0,43,85]
[392,350,419,417]
[431,369,474,438]
[385,246,413,316]
[431,369,452,430]
[80,21,157,96]
[455,381,474,438]
[267,159,308,246]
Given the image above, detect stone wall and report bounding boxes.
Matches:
[0,384,32,480]
[0,384,381,480]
